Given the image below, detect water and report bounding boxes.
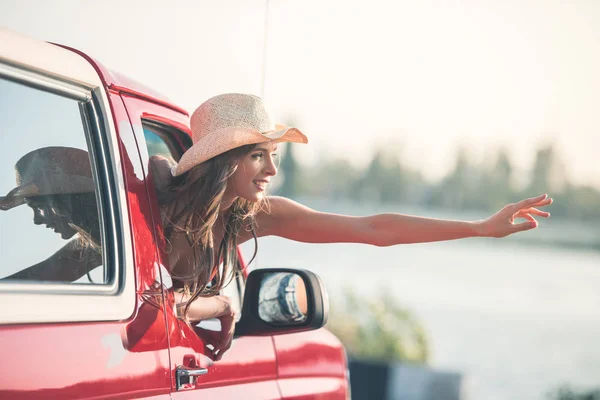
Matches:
[240,198,600,400]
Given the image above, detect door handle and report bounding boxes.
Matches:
[176,365,208,390]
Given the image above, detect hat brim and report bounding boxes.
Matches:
[173,125,308,177]
[0,176,96,211]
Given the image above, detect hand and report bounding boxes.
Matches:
[195,311,236,361]
[213,311,236,361]
[477,193,553,238]
[189,295,237,361]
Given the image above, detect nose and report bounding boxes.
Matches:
[264,154,278,177]
[33,208,46,225]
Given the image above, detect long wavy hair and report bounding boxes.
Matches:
[156,144,265,319]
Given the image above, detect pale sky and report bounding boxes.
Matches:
[2,0,599,188]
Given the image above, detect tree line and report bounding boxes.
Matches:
[276,143,600,222]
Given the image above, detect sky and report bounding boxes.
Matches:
[1,0,599,188]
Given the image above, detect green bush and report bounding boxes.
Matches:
[547,385,600,400]
[326,288,430,364]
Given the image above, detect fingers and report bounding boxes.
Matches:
[213,332,230,352]
[513,209,543,232]
[213,314,235,361]
[515,207,549,220]
[511,220,538,233]
[511,195,553,219]
[514,194,547,210]
[522,207,550,218]
[215,339,233,361]
[214,335,233,361]
[529,198,553,209]
[204,345,216,360]
[516,212,536,223]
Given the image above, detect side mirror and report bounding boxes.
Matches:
[234,268,329,337]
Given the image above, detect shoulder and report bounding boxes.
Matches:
[255,196,317,236]
[262,196,314,217]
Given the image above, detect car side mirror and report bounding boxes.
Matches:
[234,268,329,337]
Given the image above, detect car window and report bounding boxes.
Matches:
[145,128,174,160]
[143,121,188,161]
[0,77,106,285]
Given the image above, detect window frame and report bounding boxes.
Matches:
[0,56,136,324]
[142,118,191,161]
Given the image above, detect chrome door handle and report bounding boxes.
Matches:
[176,365,208,390]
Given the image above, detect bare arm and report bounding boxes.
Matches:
[174,292,235,322]
[257,194,552,247]
[175,293,237,361]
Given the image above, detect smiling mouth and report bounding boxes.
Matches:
[253,180,268,191]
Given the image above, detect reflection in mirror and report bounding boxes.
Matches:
[258,272,308,325]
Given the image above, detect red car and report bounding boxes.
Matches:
[0,28,349,399]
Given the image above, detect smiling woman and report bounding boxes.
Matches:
[226,142,279,202]
[148,94,305,360]
[149,92,553,361]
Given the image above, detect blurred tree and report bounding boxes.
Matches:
[528,144,568,195]
[546,385,600,400]
[278,143,299,198]
[378,153,405,203]
[429,147,482,209]
[320,158,361,200]
[480,148,515,210]
[561,185,600,220]
[350,145,421,204]
[353,150,385,202]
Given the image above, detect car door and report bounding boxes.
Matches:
[0,29,171,399]
[120,95,282,399]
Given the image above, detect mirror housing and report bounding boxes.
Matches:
[235,268,329,337]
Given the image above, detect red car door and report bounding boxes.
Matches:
[273,330,349,399]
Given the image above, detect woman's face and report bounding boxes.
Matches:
[26,196,78,240]
[226,143,279,203]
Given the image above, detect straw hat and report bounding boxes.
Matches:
[172,93,308,177]
[0,146,95,211]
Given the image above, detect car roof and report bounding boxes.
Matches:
[0,28,189,117]
[57,43,189,117]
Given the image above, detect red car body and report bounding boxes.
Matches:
[0,29,348,399]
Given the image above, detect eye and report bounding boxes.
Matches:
[251,152,264,160]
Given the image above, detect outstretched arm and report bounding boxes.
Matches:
[257,194,552,247]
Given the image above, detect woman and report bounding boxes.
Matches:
[0,146,102,282]
[151,93,552,360]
